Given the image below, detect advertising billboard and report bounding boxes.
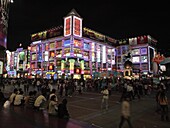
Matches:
[0,0,10,49]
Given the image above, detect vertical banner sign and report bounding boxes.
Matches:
[0,0,10,49]
[73,16,82,37]
[0,61,3,74]
[64,16,72,37]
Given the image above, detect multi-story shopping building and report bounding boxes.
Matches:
[29,9,117,79]
[6,9,158,79]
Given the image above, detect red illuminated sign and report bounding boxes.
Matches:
[74,18,80,35]
[73,16,82,37]
[64,16,71,36]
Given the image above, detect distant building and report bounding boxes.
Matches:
[116,35,157,76]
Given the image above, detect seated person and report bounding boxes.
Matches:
[9,88,18,105]
[48,95,58,116]
[14,90,25,106]
[27,90,37,109]
[58,98,70,119]
[34,93,47,110]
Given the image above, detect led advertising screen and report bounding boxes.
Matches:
[84,43,90,50]
[141,56,147,63]
[140,48,147,54]
[64,39,70,47]
[102,46,106,63]
[19,52,25,62]
[132,56,140,63]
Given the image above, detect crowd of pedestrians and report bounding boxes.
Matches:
[0,76,169,126]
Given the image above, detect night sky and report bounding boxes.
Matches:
[7,1,170,55]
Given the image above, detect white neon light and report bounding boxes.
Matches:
[102,46,106,63]
[32,40,41,45]
[73,16,82,37]
[44,51,48,61]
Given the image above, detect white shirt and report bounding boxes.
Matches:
[34,95,47,107]
[48,100,58,115]
[101,89,109,99]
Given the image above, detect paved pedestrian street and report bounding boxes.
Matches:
[0,85,170,128]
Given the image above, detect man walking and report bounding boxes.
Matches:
[119,96,133,128]
[101,86,109,111]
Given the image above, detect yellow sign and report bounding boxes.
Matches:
[46,72,55,75]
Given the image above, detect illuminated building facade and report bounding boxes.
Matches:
[0,0,12,76]
[117,35,157,76]
[6,9,158,79]
[29,9,117,79]
[5,47,30,78]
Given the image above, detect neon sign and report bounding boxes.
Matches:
[64,16,72,37]
[73,16,82,37]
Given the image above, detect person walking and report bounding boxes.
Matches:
[119,96,133,128]
[101,86,109,111]
[158,91,169,121]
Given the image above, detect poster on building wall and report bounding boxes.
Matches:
[0,61,3,74]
